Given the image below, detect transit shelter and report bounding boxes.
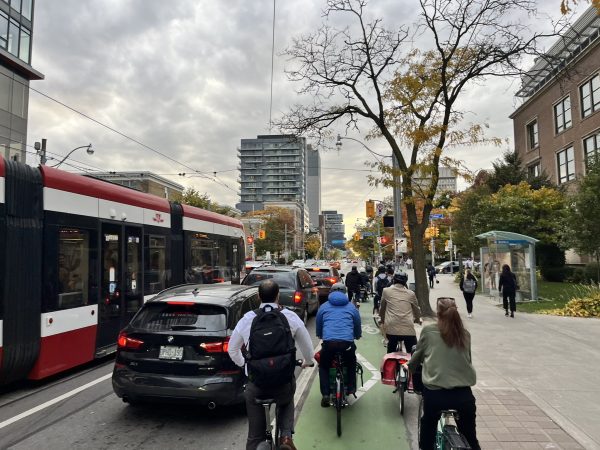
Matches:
[476,231,538,301]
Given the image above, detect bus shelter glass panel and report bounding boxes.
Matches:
[480,240,534,301]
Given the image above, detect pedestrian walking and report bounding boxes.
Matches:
[426,262,436,288]
[498,264,519,318]
[406,257,413,270]
[459,269,478,318]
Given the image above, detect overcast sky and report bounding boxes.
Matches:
[27,0,581,238]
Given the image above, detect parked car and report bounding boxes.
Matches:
[304,265,341,304]
[435,261,460,274]
[241,266,319,323]
[112,284,259,407]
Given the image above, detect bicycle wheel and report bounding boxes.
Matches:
[256,440,273,450]
[396,369,405,415]
[336,375,343,437]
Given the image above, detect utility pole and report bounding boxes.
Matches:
[449,226,453,267]
[284,223,288,263]
[430,219,436,266]
[35,138,47,165]
[392,154,403,256]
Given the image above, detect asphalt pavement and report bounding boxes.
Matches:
[294,268,600,450]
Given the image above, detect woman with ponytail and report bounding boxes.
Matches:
[408,297,480,450]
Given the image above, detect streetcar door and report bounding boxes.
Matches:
[97,224,124,350]
[123,226,142,325]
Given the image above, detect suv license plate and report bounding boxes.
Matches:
[159,345,184,360]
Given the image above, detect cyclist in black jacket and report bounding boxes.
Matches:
[344,266,362,306]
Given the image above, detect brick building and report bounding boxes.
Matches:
[511,7,600,188]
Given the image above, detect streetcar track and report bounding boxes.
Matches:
[3,390,114,449]
[0,358,114,409]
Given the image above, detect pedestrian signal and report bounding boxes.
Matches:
[383,215,394,227]
[258,229,266,239]
[366,200,375,218]
[381,236,389,244]
[247,236,254,244]
[353,232,360,241]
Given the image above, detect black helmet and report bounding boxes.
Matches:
[377,265,386,274]
[393,272,409,285]
[330,282,347,293]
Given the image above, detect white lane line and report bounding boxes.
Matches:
[0,373,112,430]
[347,353,380,405]
[293,342,321,407]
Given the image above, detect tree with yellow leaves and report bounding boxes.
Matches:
[277,0,563,315]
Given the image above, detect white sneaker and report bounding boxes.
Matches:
[467,313,472,318]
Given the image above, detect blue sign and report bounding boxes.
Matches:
[331,239,346,245]
[361,231,375,237]
[429,213,444,219]
[496,239,528,245]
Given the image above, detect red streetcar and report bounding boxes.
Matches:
[0,157,245,384]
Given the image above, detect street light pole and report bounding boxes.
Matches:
[50,143,94,168]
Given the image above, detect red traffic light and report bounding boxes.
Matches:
[381,236,389,244]
[247,236,254,244]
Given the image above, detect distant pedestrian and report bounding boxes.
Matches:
[465,257,474,270]
[498,264,518,318]
[426,263,436,288]
[406,257,413,270]
[459,269,478,318]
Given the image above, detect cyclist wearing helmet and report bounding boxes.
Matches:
[380,271,421,354]
[358,267,370,301]
[373,265,389,314]
[316,282,362,407]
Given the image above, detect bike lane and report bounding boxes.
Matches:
[293,302,413,449]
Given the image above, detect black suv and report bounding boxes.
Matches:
[304,265,341,304]
[241,265,319,323]
[112,284,259,407]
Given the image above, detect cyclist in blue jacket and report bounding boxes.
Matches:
[316,283,362,407]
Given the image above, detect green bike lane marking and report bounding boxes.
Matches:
[294,304,411,449]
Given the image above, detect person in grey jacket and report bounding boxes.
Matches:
[379,272,421,353]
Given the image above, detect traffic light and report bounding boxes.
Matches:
[247,236,254,244]
[353,232,361,241]
[434,226,440,237]
[366,200,375,218]
[258,229,266,239]
[381,236,389,245]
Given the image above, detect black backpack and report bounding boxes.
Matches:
[247,305,296,388]
[375,276,390,297]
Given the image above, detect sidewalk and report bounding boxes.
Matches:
[295,270,599,449]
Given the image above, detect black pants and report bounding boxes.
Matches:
[420,386,480,450]
[463,293,475,314]
[319,340,357,396]
[503,291,516,312]
[244,379,296,450]
[348,289,360,304]
[386,334,417,354]
[428,275,434,288]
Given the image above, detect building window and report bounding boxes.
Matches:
[557,146,575,184]
[526,120,538,149]
[584,132,600,169]
[580,74,600,118]
[528,163,540,178]
[554,96,572,134]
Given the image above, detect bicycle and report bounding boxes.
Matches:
[255,360,313,450]
[326,350,364,437]
[416,398,472,450]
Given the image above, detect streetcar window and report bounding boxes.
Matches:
[185,232,215,284]
[144,234,169,295]
[132,303,227,332]
[57,228,90,309]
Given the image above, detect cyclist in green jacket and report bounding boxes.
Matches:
[408,297,480,450]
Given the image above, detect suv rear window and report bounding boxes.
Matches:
[244,272,296,289]
[305,268,332,278]
[132,303,227,332]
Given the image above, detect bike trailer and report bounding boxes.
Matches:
[380,351,411,386]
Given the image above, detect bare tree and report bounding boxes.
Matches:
[276,0,560,315]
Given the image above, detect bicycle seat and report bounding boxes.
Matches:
[254,397,275,405]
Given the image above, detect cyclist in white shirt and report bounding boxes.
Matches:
[228,280,314,450]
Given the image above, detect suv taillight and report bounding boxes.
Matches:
[117,332,144,350]
[294,291,304,304]
[200,337,230,353]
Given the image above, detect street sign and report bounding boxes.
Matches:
[376,203,385,217]
[395,238,407,253]
[361,231,374,237]
[331,239,346,245]
[429,213,444,219]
